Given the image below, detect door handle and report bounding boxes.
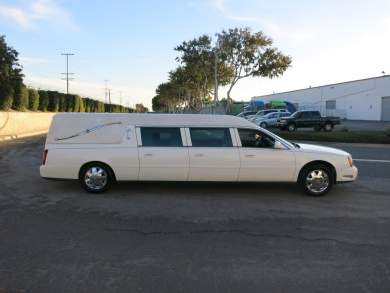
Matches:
[194,153,204,157]
[245,154,255,158]
[144,153,153,157]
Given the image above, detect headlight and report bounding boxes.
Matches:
[347,155,354,167]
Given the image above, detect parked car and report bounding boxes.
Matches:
[254,112,292,128]
[237,111,257,119]
[247,109,289,122]
[277,110,341,132]
[40,113,357,196]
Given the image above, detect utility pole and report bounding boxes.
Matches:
[213,48,219,114]
[104,80,109,104]
[61,53,75,99]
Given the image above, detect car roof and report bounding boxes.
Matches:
[52,113,256,128]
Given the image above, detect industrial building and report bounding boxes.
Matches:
[251,75,390,121]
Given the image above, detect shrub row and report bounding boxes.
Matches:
[0,87,132,113]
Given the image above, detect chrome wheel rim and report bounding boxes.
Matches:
[288,125,295,131]
[84,167,107,190]
[306,169,329,194]
[325,124,331,131]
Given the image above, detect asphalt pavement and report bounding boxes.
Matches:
[0,135,389,293]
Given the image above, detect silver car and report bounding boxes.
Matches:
[254,112,292,128]
[247,109,289,122]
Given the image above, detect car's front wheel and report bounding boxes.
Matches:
[288,123,296,132]
[79,163,114,193]
[260,122,267,128]
[300,164,333,196]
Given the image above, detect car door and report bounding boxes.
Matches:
[266,112,279,126]
[137,127,189,181]
[187,127,240,181]
[275,112,291,127]
[297,112,310,127]
[236,128,296,182]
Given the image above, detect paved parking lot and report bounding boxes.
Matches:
[0,135,390,293]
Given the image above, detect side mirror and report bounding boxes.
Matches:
[274,141,285,150]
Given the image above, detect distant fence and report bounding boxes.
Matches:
[0,112,55,141]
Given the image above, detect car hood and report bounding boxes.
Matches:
[297,143,349,156]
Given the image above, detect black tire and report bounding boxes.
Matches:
[287,123,296,132]
[323,122,333,132]
[79,162,114,193]
[260,122,267,128]
[299,164,334,196]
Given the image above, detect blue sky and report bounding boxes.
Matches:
[1,0,389,108]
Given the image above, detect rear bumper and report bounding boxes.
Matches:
[40,165,78,180]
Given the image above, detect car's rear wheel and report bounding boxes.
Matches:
[80,163,113,193]
[288,123,296,132]
[300,164,333,196]
[260,122,267,128]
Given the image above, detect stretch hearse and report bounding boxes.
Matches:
[40,113,357,195]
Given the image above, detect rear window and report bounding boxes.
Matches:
[190,128,232,147]
[140,127,182,147]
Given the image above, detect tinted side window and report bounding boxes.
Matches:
[238,129,275,148]
[190,128,232,147]
[311,111,320,118]
[141,127,182,147]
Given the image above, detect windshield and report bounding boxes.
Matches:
[290,111,300,118]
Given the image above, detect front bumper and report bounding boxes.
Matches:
[337,165,358,183]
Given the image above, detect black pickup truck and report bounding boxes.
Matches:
[277,110,340,132]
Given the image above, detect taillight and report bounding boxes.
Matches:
[42,149,48,165]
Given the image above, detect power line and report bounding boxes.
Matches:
[61,53,75,98]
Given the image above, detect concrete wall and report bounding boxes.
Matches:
[252,76,390,121]
[0,112,55,140]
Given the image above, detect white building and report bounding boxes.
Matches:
[252,75,390,121]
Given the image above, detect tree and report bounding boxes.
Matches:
[0,35,24,110]
[79,98,85,112]
[174,35,233,110]
[58,93,67,112]
[217,27,291,101]
[38,90,49,111]
[28,88,40,111]
[73,95,82,112]
[13,83,29,111]
[135,103,148,113]
[48,91,60,112]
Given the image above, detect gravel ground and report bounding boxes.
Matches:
[0,135,390,293]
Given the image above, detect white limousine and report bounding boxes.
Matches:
[40,113,358,196]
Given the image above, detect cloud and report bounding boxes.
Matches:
[0,0,76,30]
[208,0,314,43]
